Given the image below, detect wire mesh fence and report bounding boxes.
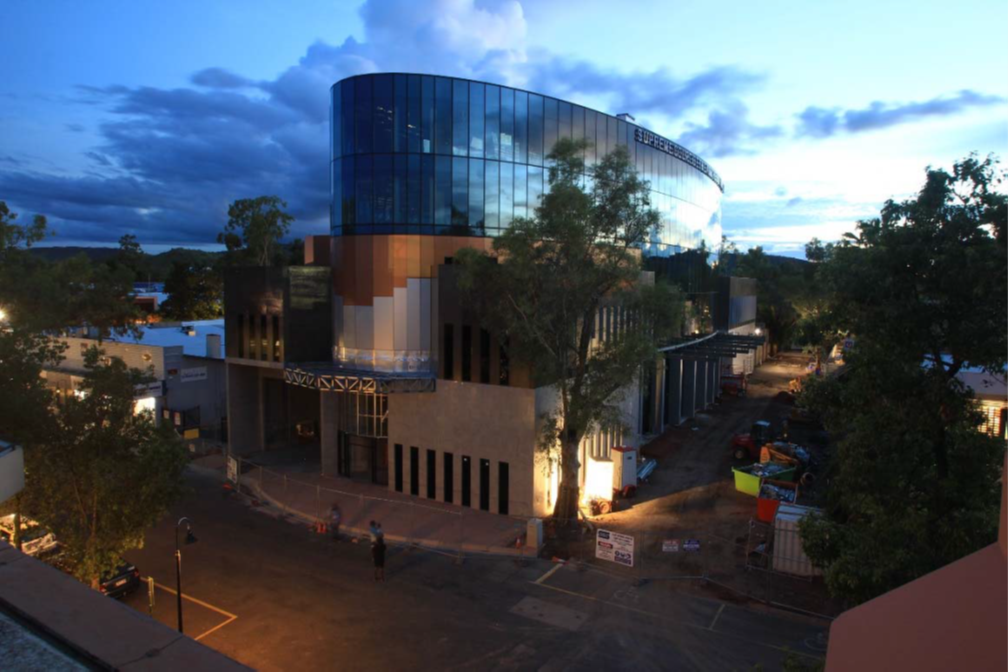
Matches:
[226,455,538,562]
[567,518,839,619]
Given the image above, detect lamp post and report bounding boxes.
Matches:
[175,517,197,633]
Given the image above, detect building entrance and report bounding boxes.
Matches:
[337,431,388,485]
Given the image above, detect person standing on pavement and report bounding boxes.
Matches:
[372,535,386,582]
[369,520,379,545]
[330,503,342,541]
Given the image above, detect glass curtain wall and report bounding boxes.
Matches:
[331,74,724,254]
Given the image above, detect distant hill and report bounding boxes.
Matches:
[29,246,225,282]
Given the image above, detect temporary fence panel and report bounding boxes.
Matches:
[772,504,823,577]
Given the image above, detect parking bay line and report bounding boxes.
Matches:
[152,581,238,641]
[534,563,565,585]
[529,580,823,662]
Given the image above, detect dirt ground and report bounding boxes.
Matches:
[551,352,844,618]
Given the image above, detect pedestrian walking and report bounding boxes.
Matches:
[372,536,386,582]
[329,503,342,541]
[369,520,379,545]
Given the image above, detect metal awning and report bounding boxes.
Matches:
[658,331,765,358]
[284,363,436,394]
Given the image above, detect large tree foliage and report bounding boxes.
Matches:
[799,154,1006,605]
[218,195,294,266]
[159,260,223,320]
[457,139,683,524]
[23,348,187,587]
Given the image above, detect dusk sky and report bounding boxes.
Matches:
[1,0,1005,256]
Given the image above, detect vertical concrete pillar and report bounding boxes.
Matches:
[225,363,265,456]
[682,359,697,421]
[665,356,683,427]
[696,360,708,411]
[319,392,339,476]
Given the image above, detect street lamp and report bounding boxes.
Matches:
[175,517,197,634]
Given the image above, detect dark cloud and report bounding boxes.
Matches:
[191,67,255,89]
[786,197,802,207]
[65,123,86,133]
[676,102,783,158]
[796,90,1004,138]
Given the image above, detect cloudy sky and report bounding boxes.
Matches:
[1,0,1005,256]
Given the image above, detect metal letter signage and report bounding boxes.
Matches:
[633,127,723,191]
[596,528,635,567]
[180,367,208,383]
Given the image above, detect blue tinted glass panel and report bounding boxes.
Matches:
[558,101,572,141]
[342,156,355,226]
[407,155,421,224]
[421,76,434,153]
[374,74,393,153]
[528,94,543,166]
[332,85,341,160]
[407,76,422,153]
[514,91,528,164]
[434,77,451,155]
[421,155,434,224]
[584,110,596,167]
[355,155,373,224]
[484,160,499,230]
[528,166,543,214]
[341,79,354,155]
[543,98,557,163]
[394,75,408,152]
[469,82,484,158]
[452,79,468,157]
[354,77,372,154]
[600,113,610,160]
[500,88,514,162]
[616,119,627,149]
[572,106,584,165]
[513,163,527,219]
[332,158,341,229]
[434,156,451,225]
[500,161,513,228]
[469,158,484,232]
[485,85,500,160]
[394,155,408,223]
[452,157,468,227]
[375,154,393,224]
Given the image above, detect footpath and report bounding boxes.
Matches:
[192,454,534,558]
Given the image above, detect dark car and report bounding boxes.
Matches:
[100,561,141,599]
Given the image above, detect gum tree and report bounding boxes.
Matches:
[457,139,683,526]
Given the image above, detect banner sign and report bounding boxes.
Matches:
[684,539,701,552]
[180,367,208,383]
[596,529,634,567]
[662,539,680,553]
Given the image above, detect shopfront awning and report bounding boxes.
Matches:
[658,331,765,358]
[283,363,436,394]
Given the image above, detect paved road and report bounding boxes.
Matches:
[121,469,827,671]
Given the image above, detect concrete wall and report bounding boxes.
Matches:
[388,381,538,517]
[165,356,227,430]
[226,362,264,455]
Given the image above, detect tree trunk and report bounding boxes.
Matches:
[552,434,581,531]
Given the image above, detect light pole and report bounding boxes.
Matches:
[175,517,197,633]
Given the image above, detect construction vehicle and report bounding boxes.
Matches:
[731,420,773,460]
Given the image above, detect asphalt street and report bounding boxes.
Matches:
[120,468,828,672]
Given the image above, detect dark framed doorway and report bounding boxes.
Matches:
[336,432,388,486]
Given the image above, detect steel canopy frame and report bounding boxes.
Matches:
[659,331,765,358]
[283,364,436,394]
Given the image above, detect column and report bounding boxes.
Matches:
[665,356,683,427]
[319,392,339,476]
[682,359,697,421]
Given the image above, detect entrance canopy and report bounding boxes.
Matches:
[284,363,436,394]
[659,331,765,358]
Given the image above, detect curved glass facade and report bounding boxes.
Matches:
[331,74,724,256]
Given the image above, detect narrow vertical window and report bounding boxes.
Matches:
[499,339,510,386]
[443,452,454,503]
[469,158,484,233]
[434,77,451,155]
[485,85,500,160]
[393,74,408,152]
[408,75,422,153]
[272,315,281,361]
[461,325,472,382]
[479,329,490,384]
[426,449,436,499]
[498,462,509,515]
[452,79,468,156]
[479,459,490,511]
[236,314,245,358]
[484,160,499,231]
[394,444,403,492]
[499,162,513,229]
[528,93,543,166]
[443,324,454,379]
[354,76,372,154]
[452,157,468,228]
[469,82,484,158]
[514,90,528,164]
[373,74,393,153]
[421,76,435,153]
[410,446,419,496]
[500,88,514,162]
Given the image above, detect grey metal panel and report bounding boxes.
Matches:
[343,304,357,350]
[393,287,408,352]
[419,278,431,351]
[373,296,394,351]
[407,278,421,351]
[356,305,374,351]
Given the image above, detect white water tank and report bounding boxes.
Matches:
[612,446,637,491]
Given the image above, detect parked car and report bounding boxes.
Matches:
[100,560,141,599]
[0,514,60,557]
